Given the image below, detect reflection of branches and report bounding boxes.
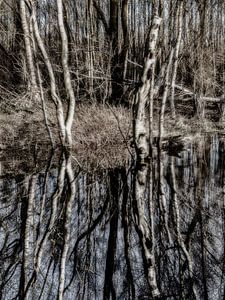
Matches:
[35,151,54,250]
[65,181,110,291]
[38,257,53,300]
[121,168,135,299]
[24,152,66,295]
[103,169,120,300]
[34,154,66,271]
[20,175,36,299]
[170,156,197,299]
[0,261,20,299]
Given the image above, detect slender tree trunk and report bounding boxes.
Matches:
[170,2,183,119]
[56,0,76,147]
[20,0,37,92]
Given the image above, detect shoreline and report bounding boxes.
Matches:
[0,102,225,174]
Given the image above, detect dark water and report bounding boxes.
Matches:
[0,134,225,299]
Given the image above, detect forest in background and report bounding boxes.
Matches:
[0,1,224,107]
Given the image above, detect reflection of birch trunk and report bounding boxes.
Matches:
[148,156,155,262]
[34,155,66,275]
[58,156,76,300]
[170,156,198,299]
[23,175,36,299]
[133,14,161,298]
[35,152,54,252]
[121,168,135,299]
[158,50,174,245]
[196,155,208,300]
[103,169,119,300]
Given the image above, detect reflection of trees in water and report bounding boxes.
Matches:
[0,136,225,299]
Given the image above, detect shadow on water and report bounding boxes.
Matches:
[0,134,225,299]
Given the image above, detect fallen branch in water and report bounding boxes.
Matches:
[173,84,224,103]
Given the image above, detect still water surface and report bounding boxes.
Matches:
[0,134,225,299]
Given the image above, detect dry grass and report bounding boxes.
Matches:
[73,103,132,169]
[0,100,133,170]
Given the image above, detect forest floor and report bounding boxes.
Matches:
[0,97,224,174]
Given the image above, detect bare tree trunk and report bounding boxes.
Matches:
[170,1,183,119]
[93,0,129,104]
[37,63,54,148]
[109,0,119,103]
[56,0,76,147]
[86,0,94,98]
[20,0,37,92]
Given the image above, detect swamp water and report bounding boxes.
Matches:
[0,134,225,300]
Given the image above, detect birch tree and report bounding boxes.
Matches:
[20,0,37,94]
[56,0,76,146]
[133,11,161,297]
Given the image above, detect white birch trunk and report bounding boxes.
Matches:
[20,0,37,91]
[37,63,54,147]
[56,0,76,147]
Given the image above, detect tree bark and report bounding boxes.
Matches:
[20,0,37,92]
[56,0,76,147]
[170,1,183,119]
